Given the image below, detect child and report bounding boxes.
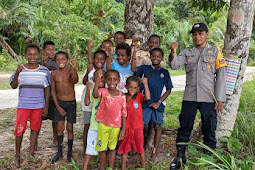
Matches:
[81,47,108,153]
[99,39,114,59]
[118,76,151,170]
[83,69,106,170]
[51,51,79,163]
[108,31,126,61]
[131,47,173,160]
[10,44,51,168]
[107,42,134,93]
[135,34,166,68]
[38,40,58,145]
[93,69,127,170]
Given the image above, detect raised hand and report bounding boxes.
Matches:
[16,65,24,74]
[171,42,178,53]
[88,40,94,49]
[71,59,77,69]
[108,33,114,40]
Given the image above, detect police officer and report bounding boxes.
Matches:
[168,23,227,169]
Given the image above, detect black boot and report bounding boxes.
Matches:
[170,146,186,170]
[52,134,63,163]
[67,139,74,162]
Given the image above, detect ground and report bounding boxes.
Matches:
[0,107,177,170]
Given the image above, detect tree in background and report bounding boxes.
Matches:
[216,0,255,145]
[124,0,154,46]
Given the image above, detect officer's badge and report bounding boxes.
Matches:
[160,73,164,78]
[208,50,213,53]
[133,102,139,109]
[207,58,213,63]
[207,64,212,70]
[219,59,226,64]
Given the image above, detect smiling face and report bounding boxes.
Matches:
[25,47,40,64]
[94,53,106,69]
[148,36,160,50]
[55,53,68,69]
[106,71,120,90]
[150,50,163,66]
[126,80,139,97]
[43,44,55,60]
[192,30,208,48]
[117,49,130,66]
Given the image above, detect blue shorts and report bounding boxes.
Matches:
[143,107,164,125]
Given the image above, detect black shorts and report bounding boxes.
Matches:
[42,97,55,121]
[54,99,77,123]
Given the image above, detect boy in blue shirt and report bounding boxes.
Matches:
[107,42,134,93]
[131,47,173,160]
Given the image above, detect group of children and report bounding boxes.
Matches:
[10,31,173,169]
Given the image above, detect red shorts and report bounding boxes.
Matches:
[14,108,43,136]
[118,128,144,154]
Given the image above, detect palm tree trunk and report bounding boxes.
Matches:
[124,0,154,48]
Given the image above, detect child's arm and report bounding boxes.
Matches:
[85,82,93,106]
[71,59,79,84]
[41,86,50,117]
[106,46,114,71]
[88,40,93,65]
[149,89,171,110]
[92,69,103,98]
[119,116,126,141]
[142,77,151,101]
[10,65,23,89]
[51,71,66,116]
[82,63,94,85]
[131,39,139,73]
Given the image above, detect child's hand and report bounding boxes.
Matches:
[108,33,114,39]
[108,45,115,56]
[95,69,104,79]
[42,55,47,64]
[119,129,125,141]
[86,81,93,89]
[57,106,66,116]
[16,65,24,74]
[149,102,161,110]
[171,42,178,53]
[142,77,148,84]
[71,59,77,69]
[87,63,94,73]
[88,40,94,48]
[41,107,48,117]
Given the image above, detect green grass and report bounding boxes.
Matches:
[169,67,186,76]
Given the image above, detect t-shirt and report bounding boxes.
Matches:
[111,61,134,93]
[111,50,118,62]
[136,65,173,111]
[38,59,58,72]
[10,65,51,109]
[95,88,127,128]
[126,93,144,129]
[89,91,101,131]
[81,68,95,111]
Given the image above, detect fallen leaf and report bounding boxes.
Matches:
[40,160,50,169]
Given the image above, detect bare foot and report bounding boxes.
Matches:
[14,156,20,168]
